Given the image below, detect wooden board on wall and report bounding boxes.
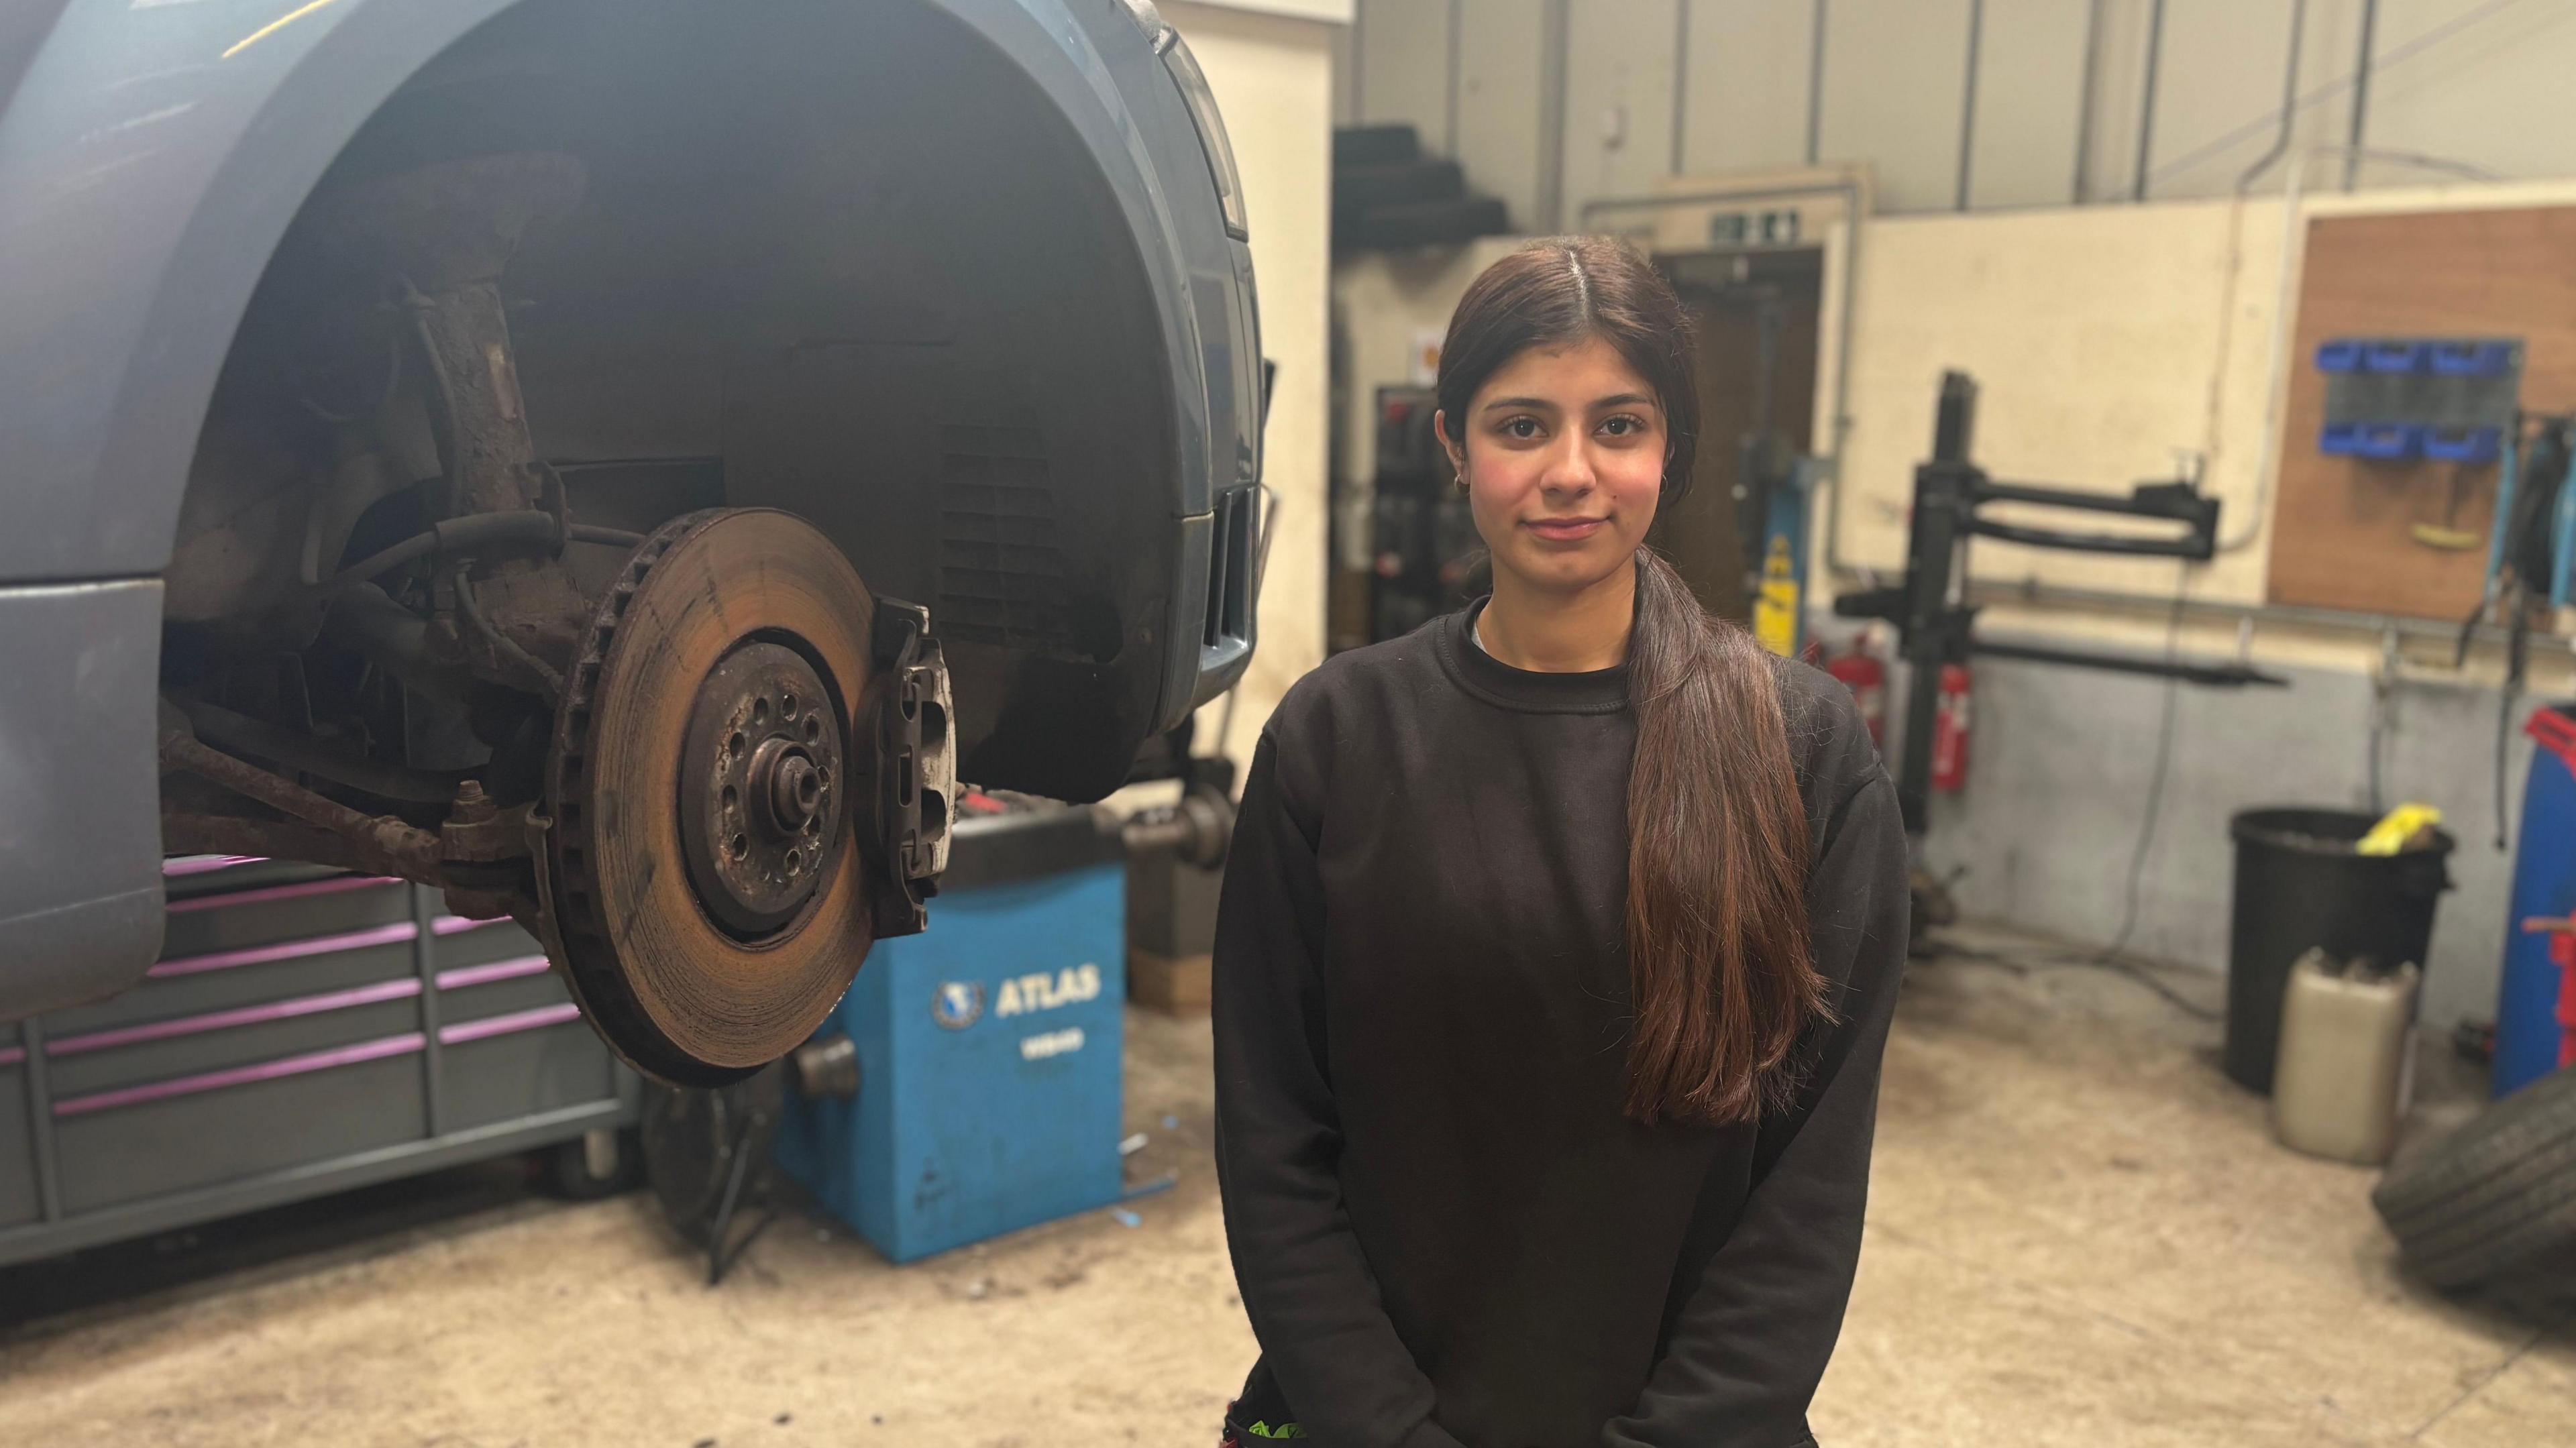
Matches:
[2269,204,2576,619]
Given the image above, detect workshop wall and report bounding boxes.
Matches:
[1351,0,2576,229]
[1165,3,1344,771]
[1830,177,2576,671]
[1912,644,2538,1036]
[1829,194,2282,607]
[1831,181,2569,1024]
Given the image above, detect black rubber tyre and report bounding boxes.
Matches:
[2372,1068,2576,1290]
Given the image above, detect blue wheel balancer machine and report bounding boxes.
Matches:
[774,801,1136,1264]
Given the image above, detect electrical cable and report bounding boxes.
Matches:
[2366,629,2394,818]
[2101,565,2192,964]
[2495,680,2516,851]
[2147,0,2536,188]
[1931,937,2223,1021]
[1939,565,2229,1020]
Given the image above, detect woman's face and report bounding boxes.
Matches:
[1438,335,1668,598]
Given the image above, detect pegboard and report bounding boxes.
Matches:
[2267,204,2576,620]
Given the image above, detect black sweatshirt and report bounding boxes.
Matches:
[1212,603,1909,1448]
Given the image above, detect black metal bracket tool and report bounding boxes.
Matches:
[1836,370,2288,834]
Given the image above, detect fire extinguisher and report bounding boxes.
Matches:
[1931,662,1972,793]
[1823,631,1886,748]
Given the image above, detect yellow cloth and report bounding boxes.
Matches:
[2357,803,2443,856]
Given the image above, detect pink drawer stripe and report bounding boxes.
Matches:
[435,954,553,991]
[431,913,513,937]
[439,1003,581,1046]
[47,977,425,1058]
[0,1046,22,1069]
[52,1032,427,1117]
[149,920,419,978]
[166,874,398,914]
[163,855,262,877]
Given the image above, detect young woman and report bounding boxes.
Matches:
[1212,238,1908,1448]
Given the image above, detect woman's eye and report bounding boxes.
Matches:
[1600,415,1644,437]
[1503,417,1541,439]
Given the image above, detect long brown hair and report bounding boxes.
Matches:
[1437,237,1825,1127]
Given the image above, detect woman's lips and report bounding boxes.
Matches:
[1523,516,1607,542]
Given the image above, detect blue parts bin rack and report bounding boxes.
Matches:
[2423,427,2503,464]
[775,802,1132,1263]
[2315,335,2522,461]
[2321,422,2422,460]
[2434,341,2517,376]
[2493,706,2576,1097]
[2367,340,2432,374]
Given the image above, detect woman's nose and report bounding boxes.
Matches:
[1538,437,1596,494]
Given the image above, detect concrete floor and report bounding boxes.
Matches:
[3,932,2572,1447]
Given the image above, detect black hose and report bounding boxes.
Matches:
[453,565,566,701]
[316,530,441,596]
[312,510,566,598]
[568,523,645,548]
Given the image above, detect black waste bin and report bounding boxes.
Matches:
[2226,807,2455,1094]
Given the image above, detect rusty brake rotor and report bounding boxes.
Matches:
[546,508,877,1085]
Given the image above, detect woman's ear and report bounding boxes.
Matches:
[1433,408,1468,486]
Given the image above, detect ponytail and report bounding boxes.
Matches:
[1623,548,1823,1125]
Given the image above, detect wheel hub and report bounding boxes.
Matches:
[680,643,844,938]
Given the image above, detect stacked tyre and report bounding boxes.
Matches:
[1332,125,1510,253]
[2372,1068,2576,1290]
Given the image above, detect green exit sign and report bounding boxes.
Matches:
[1709,208,1802,247]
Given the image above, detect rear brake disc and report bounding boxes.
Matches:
[546,508,877,1085]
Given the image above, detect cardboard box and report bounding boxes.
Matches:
[1128,948,1212,1014]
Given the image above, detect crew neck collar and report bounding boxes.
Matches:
[1436,598,1630,714]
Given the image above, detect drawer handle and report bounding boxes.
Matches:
[48,978,423,1058]
[150,920,420,979]
[54,1032,426,1117]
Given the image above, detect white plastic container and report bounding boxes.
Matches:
[2271,949,2420,1165]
